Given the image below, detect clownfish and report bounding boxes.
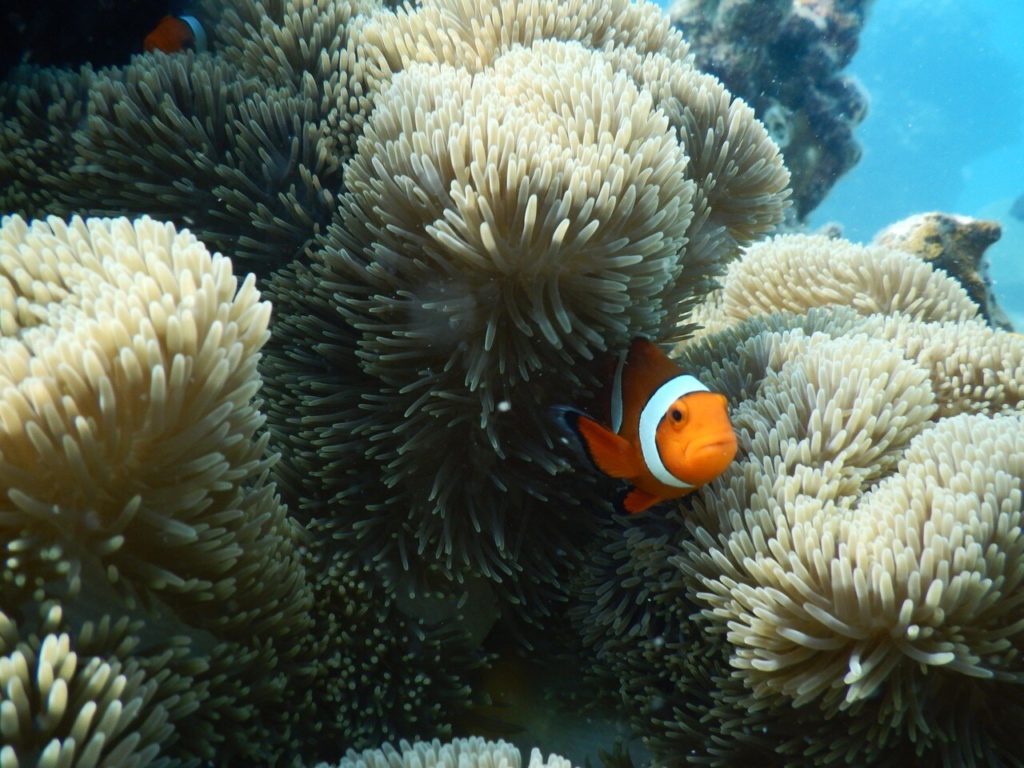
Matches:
[553,338,737,515]
[143,14,207,54]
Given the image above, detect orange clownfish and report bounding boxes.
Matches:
[553,338,737,515]
[144,15,207,55]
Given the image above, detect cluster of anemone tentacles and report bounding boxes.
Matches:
[0,0,794,762]
[261,0,790,618]
[572,236,1024,767]
[0,215,312,764]
[0,214,483,765]
[7,0,1024,765]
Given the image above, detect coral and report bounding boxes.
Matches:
[262,5,789,615]
[0,214,315,763]
[323,736,575,768]
[668,0,871,219]
[571,241,1024,765]
[873,211,1012,330]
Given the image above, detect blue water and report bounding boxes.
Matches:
[809,1,1024,327]
[661,0,1024,327]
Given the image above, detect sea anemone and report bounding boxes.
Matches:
[2,0,376,278]
[324,736,575,768]
[0,214,314,763]
[718,234,981,324]
[0,67,90,217]
[50,51,345,276]
[262,27,788,615]
[298,537,488,761]
[355,0,689,84]
[572,289,1024,765]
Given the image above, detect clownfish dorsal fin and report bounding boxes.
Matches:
[624,338,684,393]
[552,408,639,480]
[610,338,684,435]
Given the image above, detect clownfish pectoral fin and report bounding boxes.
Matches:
[549,406,638,480]
[618,487,663,515]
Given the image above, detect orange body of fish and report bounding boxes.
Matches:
[554,338,737,514]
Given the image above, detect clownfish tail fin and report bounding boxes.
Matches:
[549,405,637,480]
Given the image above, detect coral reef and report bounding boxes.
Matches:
[573,236,1024,766]
[323,737,575,768]
[668,0,873,219]
[873,211,1012,330]
[261,0,790,618]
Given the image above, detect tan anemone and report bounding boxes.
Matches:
[607,45,792,266]
[328,737,575,768]
[354,0,791,278]
[574,308,1024,766]
[265,39,699,598]
[857,313,1024,417]
[718,233,982,324]
[355,0,689,84]
[686,409,1024,737]
[264,3,790,611]
[333,40,696,395]
[0,606,175,767]
[0,214,313,763]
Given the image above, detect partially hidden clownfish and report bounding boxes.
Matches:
[143,14,207,54]
[553,338,738,515]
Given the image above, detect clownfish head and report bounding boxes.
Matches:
[655,391,737,487]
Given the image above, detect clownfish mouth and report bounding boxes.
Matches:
[689,439,736,458]
[680,438,738,484]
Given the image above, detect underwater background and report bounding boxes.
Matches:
[800,0,1024,327]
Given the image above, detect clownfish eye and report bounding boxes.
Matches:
[670,408,683,422]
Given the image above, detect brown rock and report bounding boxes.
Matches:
[873,212,1012,330]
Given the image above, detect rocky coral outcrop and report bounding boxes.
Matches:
[873,211,1012,330]
[669,0,873,219]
